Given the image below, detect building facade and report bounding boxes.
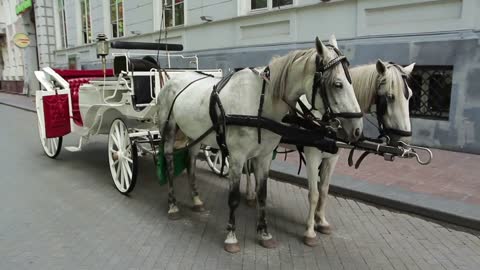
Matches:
[0,0,56,94]
[6,0,480,153]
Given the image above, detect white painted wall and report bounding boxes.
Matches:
[54,0,480,68]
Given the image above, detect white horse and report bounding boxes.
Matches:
[246,59,415,246]
[156,36,363,253]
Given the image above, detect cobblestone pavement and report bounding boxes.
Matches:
[2,105,480,270]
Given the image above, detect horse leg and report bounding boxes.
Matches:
[224,154,245,253]
[303,147,322,246]
[245,160,256,207]
[253,154,278,249]
[314,155,339,234]
[187,144,205,212]
[164,124,181,220]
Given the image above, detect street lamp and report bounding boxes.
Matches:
[96,33,109,75]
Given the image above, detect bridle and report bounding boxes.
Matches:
[310,45,363,126]
[375,64,412,140]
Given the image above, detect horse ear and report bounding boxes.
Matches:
[403,63,416,74]
[329,34,339,49]
[315,37,327,57]
[376,59,386,74]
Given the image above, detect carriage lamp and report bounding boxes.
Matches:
[96,34,109,74]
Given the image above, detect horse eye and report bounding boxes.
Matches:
[334,82,343,88]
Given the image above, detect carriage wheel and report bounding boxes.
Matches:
[37,120,62,158]
[108,119,138,194]
[204,146,229,176]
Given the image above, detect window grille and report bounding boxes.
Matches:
[409,66,453,120]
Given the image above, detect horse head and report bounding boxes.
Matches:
[309,35,363,143]
[375,60,415,144]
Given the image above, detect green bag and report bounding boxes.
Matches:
[156,144,189,185]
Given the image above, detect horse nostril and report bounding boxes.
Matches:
[354,128,361,138]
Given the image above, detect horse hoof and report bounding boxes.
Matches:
[191,204,206,212]
[315,224,332,235]
[224,243,241,253]
[259,238,279,249]
[303,236,318,247]
[167,211,182,220]
[246,198,256,208]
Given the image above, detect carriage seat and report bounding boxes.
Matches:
[113,55,160,76]
[113,56,160,108]
[54,69,114,126]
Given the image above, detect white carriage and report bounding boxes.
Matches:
[35,39,223,194]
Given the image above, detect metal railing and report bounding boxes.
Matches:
[409,66,453,120]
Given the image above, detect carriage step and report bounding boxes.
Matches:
[65,137,84,152]
[65,146,82,152]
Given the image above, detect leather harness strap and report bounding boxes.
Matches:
[310,46,363,123]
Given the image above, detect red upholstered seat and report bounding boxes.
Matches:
[54,69,114,78]
[52,69,114,127]
[68,78,92,126]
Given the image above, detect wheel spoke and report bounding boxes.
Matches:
[48,139,54,153]
[115,124,123,147]
[121,164,128,189]
[53,139,58,150]
[214,152,221,166]
[116,161,121,179]
[119,164,125,189]
[111,133,121,149]
[124,156,133,164]
[124,161,132,179]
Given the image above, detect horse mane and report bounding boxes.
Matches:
[268,47,344,100]
[268,48,315,100]
[350,62,409,112]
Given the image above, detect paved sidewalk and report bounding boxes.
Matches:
[271,144,480,230]
[1,91,479,230]
[0,92,36,112]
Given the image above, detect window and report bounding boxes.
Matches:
[80,0,92,44]
[251,0,293,10]
[110,0,124,38]
[409,66,453,120]
[165,0,184,27]
[57,0,68,48]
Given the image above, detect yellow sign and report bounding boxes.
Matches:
[13,33,30,48]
